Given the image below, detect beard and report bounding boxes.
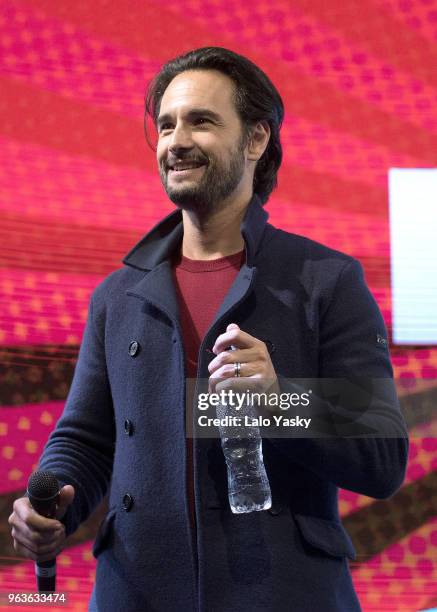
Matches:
[159,136,247,219]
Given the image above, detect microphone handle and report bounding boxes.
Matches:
[28,495,59,592]
[36,559,56,592]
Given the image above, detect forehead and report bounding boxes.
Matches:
[158,69,237,118]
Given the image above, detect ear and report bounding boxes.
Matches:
[246,121,271,162]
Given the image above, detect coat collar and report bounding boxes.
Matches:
[123,193,269,333]
[122,193,269,271]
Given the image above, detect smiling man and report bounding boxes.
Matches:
[154,67,271,255]
[157,70,250,218]
[9,47,408,612]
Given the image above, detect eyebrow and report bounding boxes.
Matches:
[156,108,224,129]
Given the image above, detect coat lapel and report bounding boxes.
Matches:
[208,264,257,330]
[208,196,267,326]
[125,260,181,326]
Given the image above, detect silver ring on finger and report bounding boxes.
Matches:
[234,362,241,377]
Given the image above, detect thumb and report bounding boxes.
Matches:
[227,323,239,332]
[56,485,75,520]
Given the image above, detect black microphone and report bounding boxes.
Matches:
[27,471,60,592]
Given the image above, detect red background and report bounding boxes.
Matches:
[0,1,436,610]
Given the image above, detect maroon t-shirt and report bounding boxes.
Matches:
[171,246,245,553]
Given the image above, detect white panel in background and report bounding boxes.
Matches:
[389,168,437,344]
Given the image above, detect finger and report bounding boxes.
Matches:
[213,371,274,395]
[207,347,257,374]
[208,369,254,394]
[12,528,64,559]
[214,376,256,396]
[13,537,35,560]
[210,361,257,381]
[13,500,63,532]
[11,523,64,549]
[55,485,75,521]
[14,538,62,563]
[208,365,235,393]
[12,533,57,561]
[12,517,64,547]
[212,327,260,355]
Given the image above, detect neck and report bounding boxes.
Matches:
[180,192,252,261]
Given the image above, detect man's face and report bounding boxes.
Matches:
[156,70,249,217]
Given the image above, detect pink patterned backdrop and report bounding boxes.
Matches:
[0,1,436,610]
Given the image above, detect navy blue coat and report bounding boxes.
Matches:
[38,194,409,611]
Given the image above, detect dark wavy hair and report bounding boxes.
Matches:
[145,47,284,205]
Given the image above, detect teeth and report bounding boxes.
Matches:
[170,163,204,171]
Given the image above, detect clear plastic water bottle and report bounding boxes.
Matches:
[215,361,272,513]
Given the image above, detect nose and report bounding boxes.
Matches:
[168,121,194,155]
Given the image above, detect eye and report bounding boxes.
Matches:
[194,117,210,126]
[159,123,173,133]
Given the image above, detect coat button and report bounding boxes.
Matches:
[128,341,140,357]
[124,419,134,436]
[268,502,283,516]
[122,493,134,512]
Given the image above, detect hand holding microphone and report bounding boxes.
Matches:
[8,472,75,591]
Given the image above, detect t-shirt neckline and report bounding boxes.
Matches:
[173,248,245,272]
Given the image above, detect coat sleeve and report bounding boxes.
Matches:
[37,291,115,536]
[271,258,409,500]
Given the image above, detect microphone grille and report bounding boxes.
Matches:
[27,471,60,499]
